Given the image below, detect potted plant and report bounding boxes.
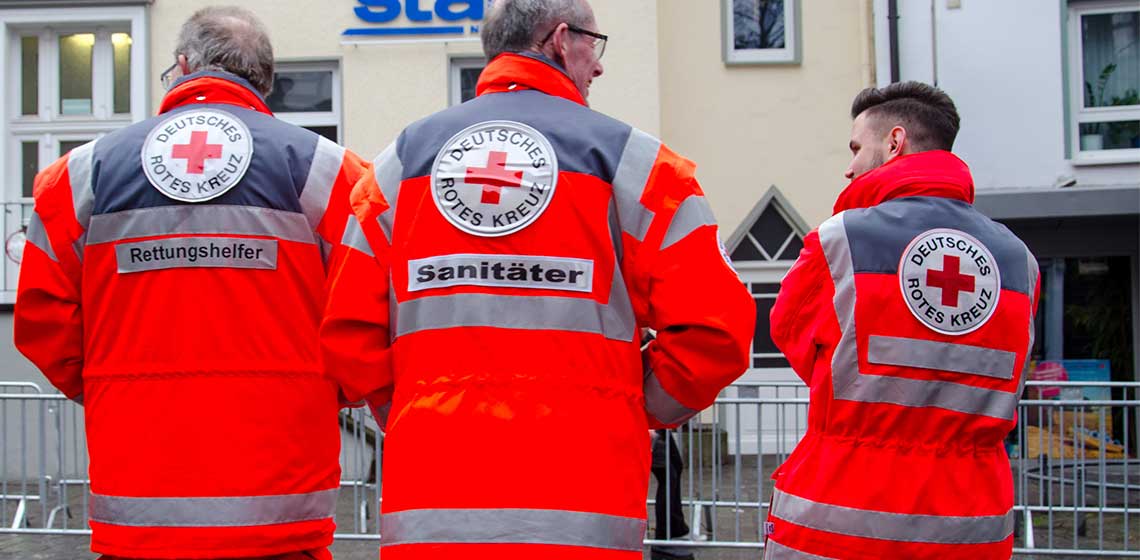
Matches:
[1081,63,1116,151]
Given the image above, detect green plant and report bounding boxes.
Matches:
[1084,63,1117,108]
[1082,63,1117,139]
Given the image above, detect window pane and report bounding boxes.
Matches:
[304,126,339,142]
[21,37,38,116]
[753,356,790,368]
[112,32,132,114]
[267,71,333,113]
[777,234,804,261]
[734,0,786,50]
[59,33,94,115]
[750,205,793,257]
[754,296,780,354]
[460,67,483,103]
[1081,11,1140,108]
[1079,121,1140,151]
[731,236,765,262]
[22,142,39,198]
[60,140,87,157]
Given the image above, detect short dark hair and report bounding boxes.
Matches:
[850,81,960,151]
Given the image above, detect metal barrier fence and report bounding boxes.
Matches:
[0,380,1137,557]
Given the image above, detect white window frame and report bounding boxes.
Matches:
[721,0,802,65]
[270,60,343,144]
[1,6,149,203]
[449,56,485,107]
[1067,1,1140,165]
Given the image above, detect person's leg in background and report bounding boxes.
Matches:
[651,429,694,560]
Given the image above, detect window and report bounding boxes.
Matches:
[722,0,801,65]
[1068,2,1140,163]
[730,204,804,263]
[749,282,790,369]
[8,27,138,201]
[1,5,147,302]
[267,62,342,143]
[449,57,486,106]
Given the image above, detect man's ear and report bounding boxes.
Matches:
[888,126,908,157]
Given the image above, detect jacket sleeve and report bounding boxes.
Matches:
[301,138,371,268]
[320,143,397,412]
[14,154,89,402]
[769,230,834,386]
[629,140,756,428]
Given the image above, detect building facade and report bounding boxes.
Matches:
[0,1,1134,449]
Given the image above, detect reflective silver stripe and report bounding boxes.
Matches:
[373,142,403,242]
[606,262,637,342]
[867,335,1016,380]
[89,488,337,528]
[341,215,373,257]
[86,205,318,246]
[661,195,716,250]
[612,129,660,242]
[770,489,1014,545]
[68,141,96,230]
[1017,251,1040,395]
[764,539,838,560]
[25,211,57,262]
[396,293,634,342]
[299,136,346,232]
[818,214,1019,420]
[380,508,645,551]
[644,371,697,425]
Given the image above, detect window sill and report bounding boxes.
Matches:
[1070,150,1140,166]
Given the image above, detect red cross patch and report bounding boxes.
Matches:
[431,120,558,237]
[142,109,252,203]
[899,229,1001,335]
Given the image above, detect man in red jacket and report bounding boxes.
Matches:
[15,7,364,559]
[320,1,755,558]
[764,82,1039,559]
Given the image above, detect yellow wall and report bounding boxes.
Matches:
[657,0,874,231]
[149,1,660,161]
[149,1,872,229]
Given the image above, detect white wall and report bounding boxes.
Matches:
[874,0,1139,191]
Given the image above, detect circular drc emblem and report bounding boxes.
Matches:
[431,120,558,237]
[899,228,1001,336]
[141,109,253,203]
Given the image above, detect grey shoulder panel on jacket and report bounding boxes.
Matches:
[398,90,634,184]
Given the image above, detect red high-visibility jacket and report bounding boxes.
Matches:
[765,151,1040,560]
[321,53,755,560]
[14,72,366,558]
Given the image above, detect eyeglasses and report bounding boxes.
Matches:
[160,62,179,90]
[541,23,608,60]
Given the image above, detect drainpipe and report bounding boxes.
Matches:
[888,0,900,83]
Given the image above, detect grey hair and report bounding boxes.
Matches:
[175,6,275,96]
[481,0,593,61]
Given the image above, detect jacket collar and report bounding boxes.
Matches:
[158,71,273,115]
[475,52,586,106]
[833,150,975,214]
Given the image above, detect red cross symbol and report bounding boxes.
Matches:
[926,255,976,307]
[171,131,223,175]
[465,151,523,205]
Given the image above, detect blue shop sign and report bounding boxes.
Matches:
[344,0,488,37]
